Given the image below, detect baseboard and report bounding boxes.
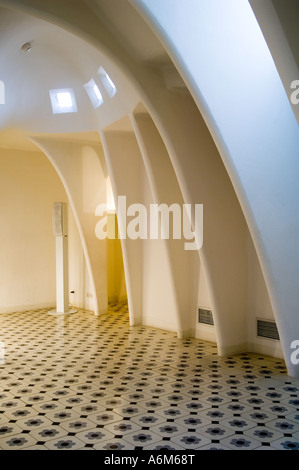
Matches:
[218,341,284,360]
[194,324,217,343]
[108,295,128,305]
[217,342,250,357]
[0,302,55,314]
[142,316,196,339]
[247,341,284,359]
[176,328,195,339]
[142,315,177,334]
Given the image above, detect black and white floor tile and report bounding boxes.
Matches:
[0,304,299,450]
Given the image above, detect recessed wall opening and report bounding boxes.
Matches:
[49,88,77,114]
[83,78,104,109]
[98,66,117,98]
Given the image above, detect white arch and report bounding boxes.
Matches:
[131,0,299,375]
[0,0,290,371]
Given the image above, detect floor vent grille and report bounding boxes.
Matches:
[257,319,280,340]
[198,308,214,325]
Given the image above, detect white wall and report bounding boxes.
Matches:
[250,0,299,125]
[247,233,283,358]
[101,130,144,326]
[130,111,199,337]
[131,0,299,376]
[141,169,179,333]
[32,137,108,316]
[101,127,187,334]
[67,204,94,311]
[195,265,215,343]
[194,228,281,352]
[0,142,127,315]
[0,147,67,312]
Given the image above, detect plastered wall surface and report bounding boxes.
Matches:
[0,148,67,312]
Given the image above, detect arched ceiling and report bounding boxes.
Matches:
[0,1,189,150]
[0,6,142,145]
[86,0,171,65]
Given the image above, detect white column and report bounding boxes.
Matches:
[55,235,69,313]
[49,202,76,315]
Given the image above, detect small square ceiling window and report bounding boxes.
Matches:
[83,78,103,108]
[97,66,117,98]
[49,88,77,114]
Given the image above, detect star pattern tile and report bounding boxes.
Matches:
[0,303,299,450]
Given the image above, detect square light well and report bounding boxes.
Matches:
[97,66,117,98]
[49,88,77,114]
[83,78,103,108]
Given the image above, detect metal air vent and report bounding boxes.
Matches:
[198,308,214,325]
[257,319,280,340]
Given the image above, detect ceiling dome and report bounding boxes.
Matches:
[0,7,139,135]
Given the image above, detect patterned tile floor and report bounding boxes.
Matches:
[0,303,299,451]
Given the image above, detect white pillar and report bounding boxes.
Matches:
[49,202,76,315]
[55,235,69,313]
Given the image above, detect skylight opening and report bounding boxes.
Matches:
[0,80,4,105]
[49,88,77,114]
[97,66,117,98]
[57,92,73,108]
[83,78,103,108]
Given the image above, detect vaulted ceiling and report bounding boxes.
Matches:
[0,4,150,148]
